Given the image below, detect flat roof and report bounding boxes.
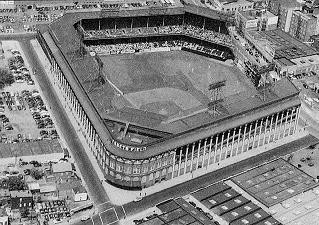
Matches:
[191,182,231,201]
[211,195,250,216]
[221,202,260,222]
[269,187,319,224]
[231,159,319,207]
[42,9,301,159]
[152,198,216,225]
[0,140,63,159]
[230,209,270,225]
[247,29,318,60]
[201,189,241,209]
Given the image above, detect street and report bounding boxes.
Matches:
[16,36,110,206]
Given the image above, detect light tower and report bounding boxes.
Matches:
[207,80,226,116]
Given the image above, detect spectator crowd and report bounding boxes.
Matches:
[84,24,232,47]
[87,39,227,60]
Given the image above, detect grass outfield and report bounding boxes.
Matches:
[101,51,253,118]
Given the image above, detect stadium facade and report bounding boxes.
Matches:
[37,2,302,189]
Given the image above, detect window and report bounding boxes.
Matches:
[116,165,122,172]
[133,167,140,174]
[231,211,239,217]
[244,206,252,211]
[225,192,232,197]
[254,213,262,218]
[221,206,228,210]
[209,199,217,204]
[241,219,249,224]
[234,199,242,204]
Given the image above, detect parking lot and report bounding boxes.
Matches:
[0,40,58,142]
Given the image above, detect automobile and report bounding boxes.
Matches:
[303,83,309,89]
[311,71,317,76]
[81,216,90,221]
[133,196,143,202]
[5,125,13,130]
[24,169,30,175]
[27,80,35,85]
[309,162,315,167]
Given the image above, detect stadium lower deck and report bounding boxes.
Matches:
[37,8,305,189]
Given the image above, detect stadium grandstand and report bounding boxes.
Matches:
[36,0,304,190]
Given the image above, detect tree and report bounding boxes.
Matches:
[30,168,44,180]
[0,68,14,89]
[7,176,26,191]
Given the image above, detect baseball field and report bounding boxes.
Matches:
[101,50,252,119]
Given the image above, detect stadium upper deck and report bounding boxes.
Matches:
[37,2,302,188]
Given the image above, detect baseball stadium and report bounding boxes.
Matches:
[37,0,302,189]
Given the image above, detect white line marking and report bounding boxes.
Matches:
[121,205,127,218]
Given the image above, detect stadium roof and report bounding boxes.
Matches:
[41,8,301,160]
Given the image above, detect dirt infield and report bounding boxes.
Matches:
[101,50,252,119]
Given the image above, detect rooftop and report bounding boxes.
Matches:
[52,162,72,173]
[191,181,280,225]
[231,159,319,207]
[72,185,87,194]
[247,29,318,60]
[155,198,216,225]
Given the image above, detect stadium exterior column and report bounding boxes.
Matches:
[241,125,247,154]
[293,106,300,133]
[225,132,230,160]
[252,120,259,149]
[203,139,207,166]
[289,108,296,134]
[184,145,189,173]
[171,150,177,179]
[285,109,292,136]
[190,143,195,172]
[207,137,213,169]
[218,132,225,162]
[246,123,252,152]
[235,126,242,156]
[267,115,274,144]
[257,118,264,147]
[196,140,201,170]
[177,148,182,177]
[262,116,269,146]
[213,134,219,163]
[230,128,236,156]
[273,112,279,141]
[277,111,285,140]
[283,109,290,137]
[289,108,295,134]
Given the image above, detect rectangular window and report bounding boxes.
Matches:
[133,167,140,174]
